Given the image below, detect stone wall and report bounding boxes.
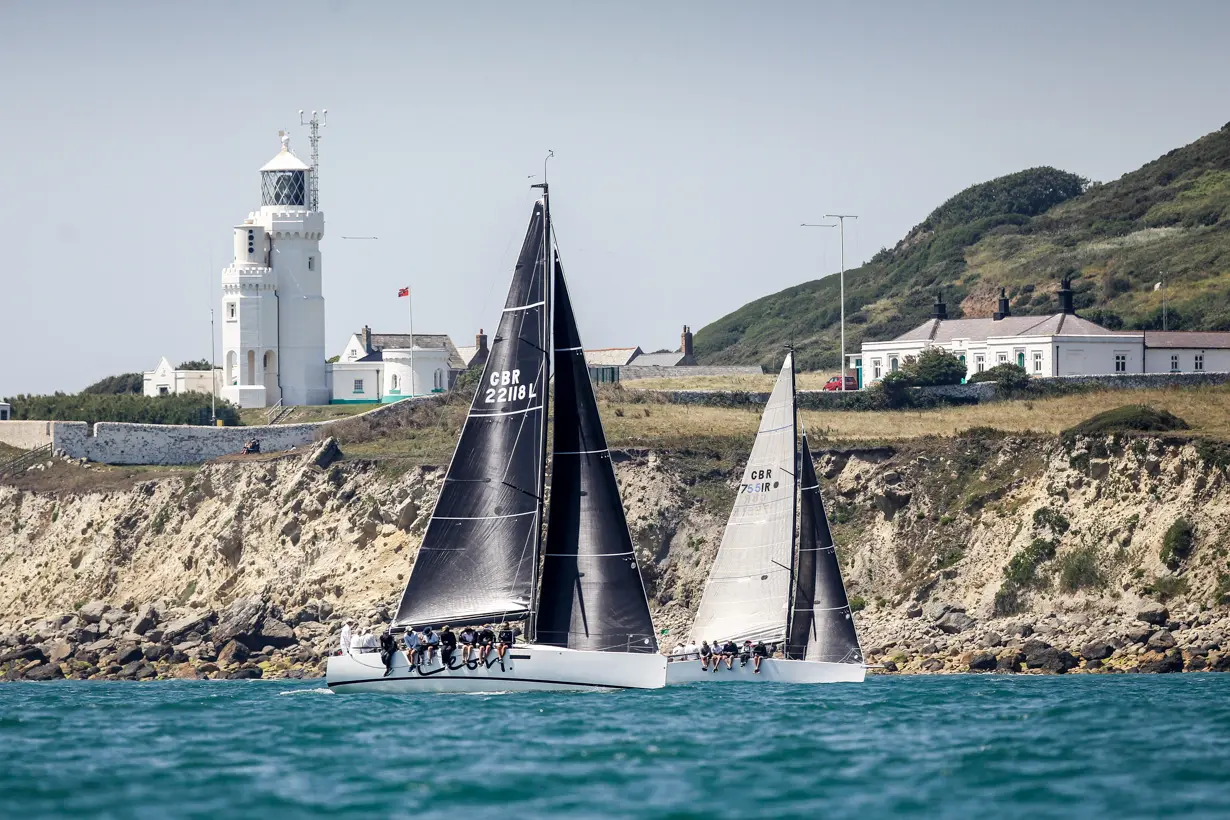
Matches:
[0,421,54,450]
[619,365,763,380]
[34,397,435,466]
[1022,370,1230,396]
[653,382,995,410]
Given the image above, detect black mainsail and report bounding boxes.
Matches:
[788,429,863,664]
[393,203,549,629]
[535,259,659,653]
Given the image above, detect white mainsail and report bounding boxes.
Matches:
[689,355,796,645]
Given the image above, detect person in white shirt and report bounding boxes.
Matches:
[403,629,422,666]
[685,641,699,660]
[339,618,355,655]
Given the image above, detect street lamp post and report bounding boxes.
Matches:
[824,214,858,390]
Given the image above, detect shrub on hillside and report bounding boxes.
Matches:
[1062,405,1190,439]
[1160,518,1195,570]
[177,359,214,371]
[1057,546,1104,593]
[81,373,144,395]
[967,363,1029,390]
[2,392,240,427]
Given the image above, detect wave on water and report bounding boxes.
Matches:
[277,687,334,696]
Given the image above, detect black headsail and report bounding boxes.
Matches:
[535,258,659,653]
[787,428,863,664]
[393,203,548,630]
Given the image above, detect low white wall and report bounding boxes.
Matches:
[0,420,54,450]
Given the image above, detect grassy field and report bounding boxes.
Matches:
[238,403,381,427]
[622,371,838,392]
[337,384,1230,469]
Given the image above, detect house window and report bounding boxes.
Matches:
[308,256,315,271]
[158,386,169,396]
[872,359,882,379]
[227,302,236,320]
[1170,354,1180,373]
[1195,353,1204,371]
[1114,354,1126,373]
[890,358,899,372]
[1033,351,1043,373]
[997,352,1008,365]
[390,374,400,392]
[975,354,985,373]
[434,368,445,391]
[353,379,364,394]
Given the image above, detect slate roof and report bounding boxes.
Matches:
[1144,331,1230,349]
[628,351,698,367]
[890,313,1123,344]
[585,347,643,366]
[357,332,466,370]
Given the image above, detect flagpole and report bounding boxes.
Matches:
[408,286,415,397]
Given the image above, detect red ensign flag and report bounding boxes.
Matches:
[397,287,409,297]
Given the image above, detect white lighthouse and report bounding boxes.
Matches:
[220,132,328,409]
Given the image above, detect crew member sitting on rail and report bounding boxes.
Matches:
[721,640,739,670]
[753,640,769,673]
[379,629,398,676]
[403,629,422,666]
[439,625,458,667]
[422,627,439,665]
[699,640,713,671]
[459,626,478,663]
[740,640,754,668]
[477,624,496,663]
[496,622,517,670]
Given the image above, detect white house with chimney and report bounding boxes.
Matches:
[327,326,480,403]
[852,279,1230,387]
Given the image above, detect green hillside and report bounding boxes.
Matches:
[696,122,1230,371]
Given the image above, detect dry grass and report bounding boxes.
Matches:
[238,403,380,427]
[621,371,838,392]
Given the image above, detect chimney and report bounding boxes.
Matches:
[993,287,1010,321]
[362,325,373,353]
[476,328,488,354]
[932,291,948,321]
[1057,277,1075,314]
[680,325,694,357]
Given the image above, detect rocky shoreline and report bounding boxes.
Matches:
[4,593,1228,681]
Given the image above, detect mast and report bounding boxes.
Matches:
[784,346,800,656]
[530,157,553,643]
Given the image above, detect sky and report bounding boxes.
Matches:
[1,0,1228,395]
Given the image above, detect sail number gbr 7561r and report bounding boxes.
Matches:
[483,369,538,405]
[741,468,779,494]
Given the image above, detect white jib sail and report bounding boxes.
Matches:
[689,355,796,646]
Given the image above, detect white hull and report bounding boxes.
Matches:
[326,644,667,693]
[665,656,865,685]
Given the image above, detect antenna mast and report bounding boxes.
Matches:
[298,109,327,211]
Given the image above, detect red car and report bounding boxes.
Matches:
[822,376,858,391]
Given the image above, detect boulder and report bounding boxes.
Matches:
[920,643,938,655]
[217,639,251,667]
[118,660,147,679]
[1124,625,1152,644]
[1081,642,1115,662]
[1137,603,1169,626]
[162,610,217,643]
[114,644,144,666]
[978,632,1003,649]
[82,638,115,655]
[101,609,130,627]
[22,662,65,681]
[968,651,997,672]
[197,662,220,675]
[937,611,975,634]
[395,497,419,532]
[47,641,75,663]
[142,644,170,662]
[1024,641,1075,674]
[920,658,944,672]
[1007,621,1034,638]
[172,663,203,680]
[311,437,342,470]
[0,645,48,664]
[880,660,898,673]
[1139,650,1184,674]
[211,597,266,647]
[904,604,923,619]
[997,650,1024,672]
[1147,630,1177,651]
[923,602,955,622]
[227,665,264,680]
[78,601,111,624]
[132,606,159,636]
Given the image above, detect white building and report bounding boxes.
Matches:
[852,280,1230,386]
[218,133,328,409]
[0,402,10,421]
[329,327,467,403]
[142,357,222,398]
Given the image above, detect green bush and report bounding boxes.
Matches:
[1057,546,1103,592]
[967,363,1029,390]
[177,359,214,371]
[80,373,144,395]
[2,392,240,427]
[901,348,967,386]
[848,595,867,613]
[1003,538,1058,588]
[1033,507,1070,535]
[1160,518,1195,569]
[1062,405,1190,439]
[993,585,1024,617]
[1144,575,1188,602]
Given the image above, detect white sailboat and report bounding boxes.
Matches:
[328,187,665,693]
[666,353,866,685]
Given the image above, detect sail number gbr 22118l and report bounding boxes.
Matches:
[483,370,538,404]
[741,468,779,494]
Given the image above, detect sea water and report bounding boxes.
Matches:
[1,675,1228,819]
